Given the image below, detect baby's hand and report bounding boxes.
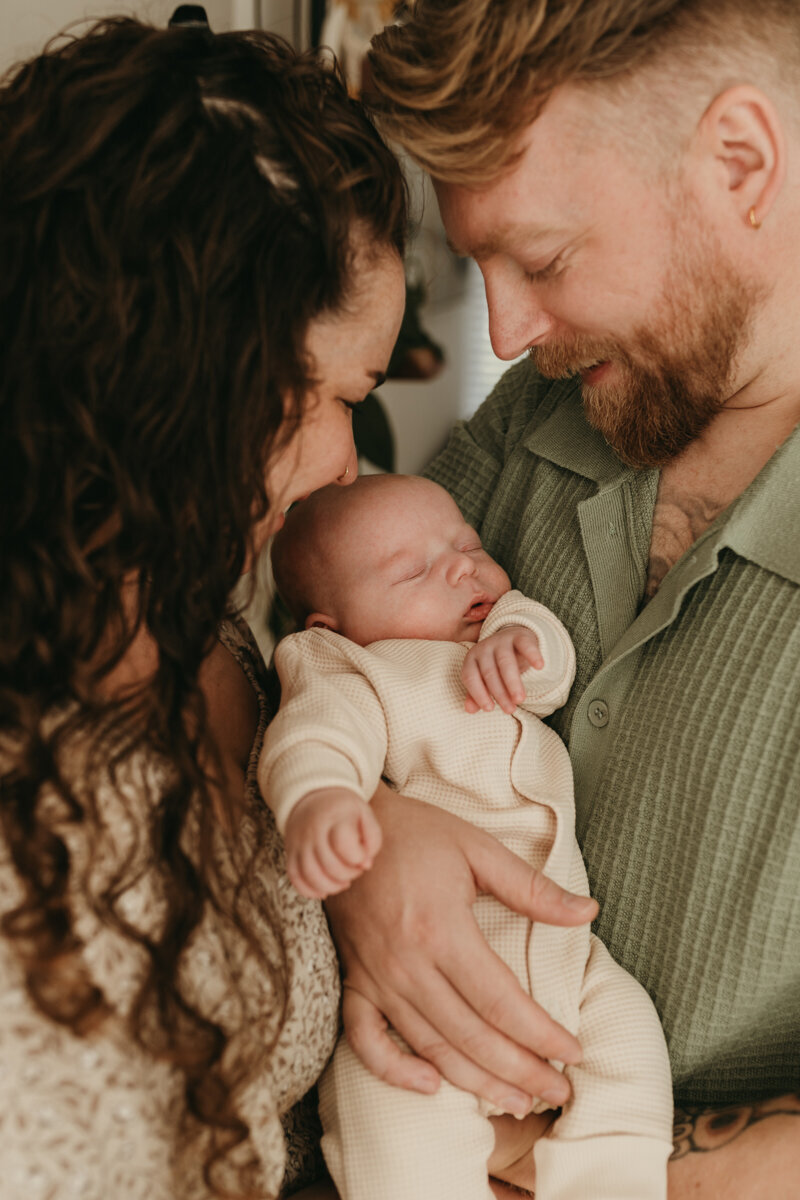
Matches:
[284,788,382,899]
[462,625,543,714]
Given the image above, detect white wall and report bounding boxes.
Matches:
[379,166,514,474]
[0,1,295,69]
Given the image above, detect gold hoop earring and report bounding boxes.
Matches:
[748,206,761,230]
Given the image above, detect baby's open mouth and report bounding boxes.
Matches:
[464,597,494,622]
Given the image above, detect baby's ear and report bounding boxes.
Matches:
[305,612,339,632]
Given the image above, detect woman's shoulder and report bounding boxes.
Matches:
[218,614,279,718]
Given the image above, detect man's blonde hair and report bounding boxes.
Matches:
[369,0,800,184]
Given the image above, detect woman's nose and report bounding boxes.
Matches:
[335,444,358,487]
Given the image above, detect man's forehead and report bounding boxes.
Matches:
[435,82,617,255]
[436,136,599,256]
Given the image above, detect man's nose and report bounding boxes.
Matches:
[483,264,554,361]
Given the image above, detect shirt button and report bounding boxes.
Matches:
[588,699,609,727]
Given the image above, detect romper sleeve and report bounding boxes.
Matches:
[478,589,576,717]
[258,632,389,834]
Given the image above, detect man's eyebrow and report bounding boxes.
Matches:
[446,223,561,260]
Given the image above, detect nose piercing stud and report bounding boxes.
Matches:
[338,465,350,481]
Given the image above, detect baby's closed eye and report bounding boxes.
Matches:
[393,564,428,584]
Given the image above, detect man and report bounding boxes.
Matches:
[324,2,799,1195]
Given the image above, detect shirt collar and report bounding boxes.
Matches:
[720,420,800,586]
[523,375,800,586]
[523,378,635,489]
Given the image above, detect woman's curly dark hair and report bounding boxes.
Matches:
[0,14,406,1196]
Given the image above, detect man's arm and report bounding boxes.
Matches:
[487,1095,800,1196]
[291,1098,800,1199]
[668,1094,800,1197]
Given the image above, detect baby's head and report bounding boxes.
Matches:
[272,474,511,646]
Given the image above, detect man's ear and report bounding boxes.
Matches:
[305,612,339,632]
[696,84,786,228]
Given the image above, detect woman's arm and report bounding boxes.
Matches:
[324,782,597,1114]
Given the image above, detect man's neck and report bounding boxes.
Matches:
[644,390,800,600]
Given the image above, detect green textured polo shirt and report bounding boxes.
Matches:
[426,360,800,1104]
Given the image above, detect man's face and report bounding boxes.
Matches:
[435,86,759,468]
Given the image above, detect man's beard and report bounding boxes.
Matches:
[530,231,757,469]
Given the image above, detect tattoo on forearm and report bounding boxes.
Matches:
[671,1094,800,1160]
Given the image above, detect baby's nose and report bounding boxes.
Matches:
[447,552,477,583]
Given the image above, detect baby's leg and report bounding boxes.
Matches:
[319,1032,495,1200]
[534,933,674,1200]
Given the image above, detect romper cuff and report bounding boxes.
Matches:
[533,1133,672,1200]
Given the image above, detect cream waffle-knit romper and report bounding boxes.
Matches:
[260,591,673,1200]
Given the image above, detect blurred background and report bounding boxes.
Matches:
[2,0,520,650]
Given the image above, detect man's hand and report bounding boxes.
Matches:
[462,626,543,714]
[284,787,382,899]
[324,782,597,1114]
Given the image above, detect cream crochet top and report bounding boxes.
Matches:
[0,618,340,1200]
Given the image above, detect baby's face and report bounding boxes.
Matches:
[326,477,511,645]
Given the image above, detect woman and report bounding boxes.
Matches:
[0,15,406,1198]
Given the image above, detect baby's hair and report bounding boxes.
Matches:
[271,488,334,626]
[272,474,420,626]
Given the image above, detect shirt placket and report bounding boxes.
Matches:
[568,472,724,822]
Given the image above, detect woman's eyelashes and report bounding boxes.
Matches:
[340,387,377,411]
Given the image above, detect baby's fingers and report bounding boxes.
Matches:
[462,654,495,713]
[494,645,530,711]
[481,648,522,713]
[287,845,337,899]
[515,630,544,671]
[328,821,368,869]
[359,807,383,862]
